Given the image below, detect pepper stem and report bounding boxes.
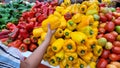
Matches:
[67,44,72,50]
[69,56,74,61]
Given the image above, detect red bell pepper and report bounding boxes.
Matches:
[6,22,17,30]
[19,29,29,39]
[26,22,34,31]
[8,28,19,40]
[23,38,31,45]
[19,43,28,52]
[8,40,22,48]
[0,30,10,36]
[29,44,37,52]
[30,36,38,43]
[17,22,27,29]
[37,14,47,23]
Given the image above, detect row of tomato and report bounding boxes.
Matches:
[96,4,120,68]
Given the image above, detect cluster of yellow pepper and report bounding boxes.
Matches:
[32,0,103,68]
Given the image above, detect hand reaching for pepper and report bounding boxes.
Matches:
[45,24,56,41]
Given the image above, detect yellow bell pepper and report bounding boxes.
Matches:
[92,28,98,39]
[72,13,83,23]
[41,32,47,41]
[65,52,78,64]
[86,38,97,51]
[71,32,87,45]
[77,45,88,56]
[33,27,43,37]
[73,58,87,68]
[71,4,79,13]
[42,14,60,31]
[52,38,64,52]
[37,38,43,45]
[55,28,64,38]
[79,4,87,14]
[63,39,76,52]
[93,45,103,56]
[60,58,72,68]
[43,53,50,61]
[59,16,67,29]
[47,46,55,57]
[80,26,94,38]
[64,29,71,39]
[82,1,90,7]
[55,50,65,62]
[54,11,62,18]
[61,6,72,15]
[64,0,71,6]
[89,61,96,68]
[87,3,99,11]
[92,55,99,62]
[50,35,56,45]
[55,6,65,13]
[49,56,58,66]
[76,15,90,31]
[67,20,77,31]
[91,21,99,28]
[81,52,93,63]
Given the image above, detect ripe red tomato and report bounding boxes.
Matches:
[112,46,120,54]
[114,19,120,25]
[101,49,110,59]
[99,27,106,34]
[104,33,115,43]
[97,34,104,39]
[97,58,108,68]
[113,41,120,47]
[100,13,107,22]
[104,22,115,32]
[109,53,120,61]
[110,31,118,38]
[105,13,113,21]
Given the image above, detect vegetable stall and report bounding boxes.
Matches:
[0,0,120,68]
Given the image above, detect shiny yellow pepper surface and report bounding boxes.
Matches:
[64,29,71,39]
[77,45,88,56]
[65,52,78,64]
[52,38,64,52]
[49,56,58,66]
[63,39,76,52]
[93,45,103,57]
[55,50,65,62]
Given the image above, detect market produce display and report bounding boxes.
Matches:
[0,0,34,30]
[0,0,120,68]
[97,4,120,68]
[0,0,58,52]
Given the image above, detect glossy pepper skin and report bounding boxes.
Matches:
[65,52,78,64]
[60,59,72,68]
[77,45,88,56]
[89,62,96,68]
[79,4,87,14]
[73,58,87,68]
[81,52,93,63]
[71,32,87,45]
[55,50,65,62]
[63,39,76,52]
[49,56,58,66]
[19,43,28,52]
[86,38,97,51]
[76,15,90,31]
[67,20,76,31]
[59,16,67,29]
[42,14,61,31]
[64,29,71,39]
[55,28,64,38]
[80,26,94,38]
[32,27,43,37]
[52,38,64,52]
[72,13,83,23]
[93,45,103,56]
[46,46,55,57]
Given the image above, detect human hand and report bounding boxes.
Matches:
[45,24,56,41]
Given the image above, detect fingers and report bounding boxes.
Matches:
[52,29,56,34]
